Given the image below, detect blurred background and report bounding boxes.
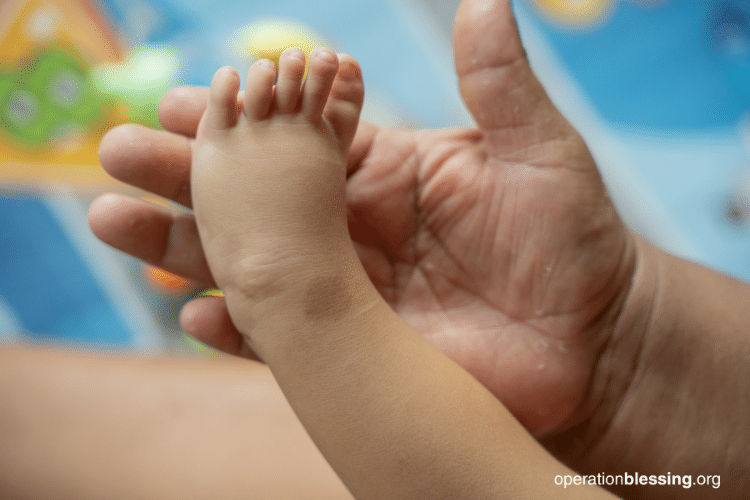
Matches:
[1,0,749,352]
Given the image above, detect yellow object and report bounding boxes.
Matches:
[143,264,196,294]
[229,19,332,74]
[531,0,613,27]
[140,193,181,210]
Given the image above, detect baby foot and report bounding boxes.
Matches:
[191,48,366,338]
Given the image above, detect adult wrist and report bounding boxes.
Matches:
[543,232,657,471]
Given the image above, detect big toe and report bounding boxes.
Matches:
[453,0,574,154]
[322,54,364,152]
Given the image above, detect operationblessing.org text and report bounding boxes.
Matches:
[554,472,721,490]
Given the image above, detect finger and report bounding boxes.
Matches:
[454,0,579,159]
[180,297,260,361]
[157,86,210,138]
[346,120,379,176]
[98,124,193,207]
[88,193,215,285]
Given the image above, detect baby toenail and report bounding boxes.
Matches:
[284,48,305,61]
[254,59,275,71]
[316,49,336,64]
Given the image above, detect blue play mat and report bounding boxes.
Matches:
[516,0,750,283]
[529,2,750,131]
[2,0,749,349]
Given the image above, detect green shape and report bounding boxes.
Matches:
[182,332,222,357]
[91,47,183,129]
[23,51,105,125]
[0,74,59,144]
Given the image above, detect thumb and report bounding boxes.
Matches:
[454,0,577,159]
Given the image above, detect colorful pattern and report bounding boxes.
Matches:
[0,0,129,182]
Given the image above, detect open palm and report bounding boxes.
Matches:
[90,0,634,439]
[346,115,632,436]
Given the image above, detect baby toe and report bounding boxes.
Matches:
[206,66,241,130]
[243,59,277,121]
[275,48,306,114]
[300,48,338,121]
[323,55,364,150]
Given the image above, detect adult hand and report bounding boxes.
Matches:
[90,0,636,462]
